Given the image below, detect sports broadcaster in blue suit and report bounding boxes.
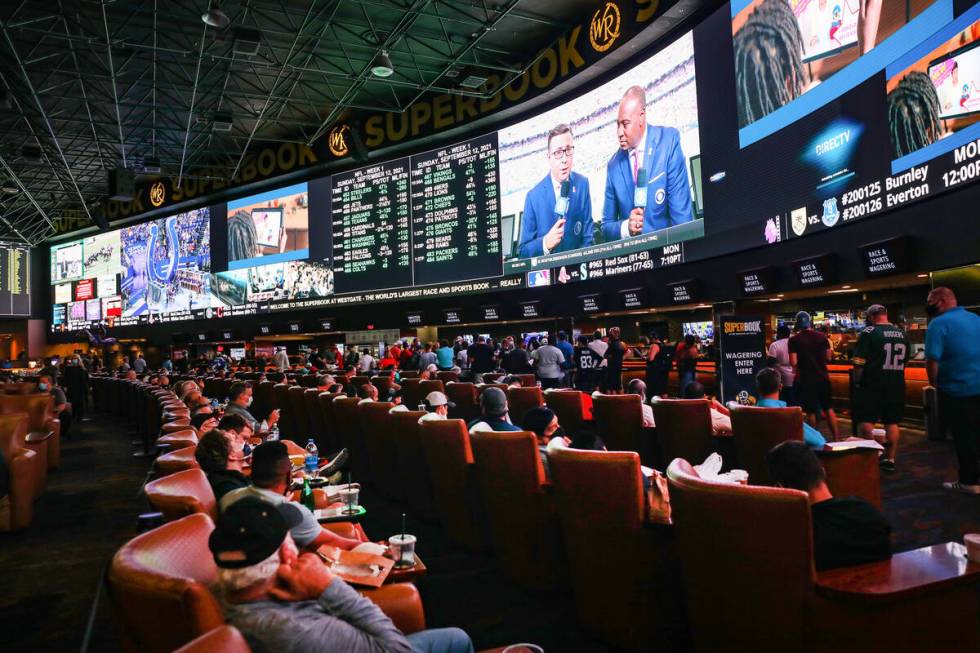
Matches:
[517,124,594,258]
[601,85,693,241]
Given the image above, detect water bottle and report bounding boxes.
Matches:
[266,425,279,442]
[305,438,319,477]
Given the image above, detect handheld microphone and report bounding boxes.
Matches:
[633,167,648,209]
[554,179,571,218]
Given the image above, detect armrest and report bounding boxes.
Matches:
[323,521,367,542]
[358,582,426,634]
[815,542,980,603]
[25,431,52,444]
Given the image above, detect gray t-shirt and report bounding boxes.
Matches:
[220,486,321,548]
[221,577,413,653]
[531,345,565,379]
[419,351,438,369]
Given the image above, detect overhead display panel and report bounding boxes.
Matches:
[0,241,30,316]
[410,133,502,285]
[331,158,413,293]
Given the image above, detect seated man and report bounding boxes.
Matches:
[756,368,826,449]
[682,382,732,435]
[191,406,219,434]
[357,383,378,405]
[315,375,335,392]
[225,381,280,437]
[196,428,250,500]
[211,498,475,653]
[217,413,254,452]
[626,378,655,428]
[522,406,570,480]
[388,388,409,413]
[419,391,453,423]
[37,372,67,416]
[468,387,522,433]
[221,442,361,551]
[767,440,891,571]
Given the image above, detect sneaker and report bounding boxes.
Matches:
[943,481,980,495]
[319,448,349,477]
[879,459,896,473]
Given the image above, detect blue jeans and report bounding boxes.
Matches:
[408,627,474,653]
[679,370,696,396]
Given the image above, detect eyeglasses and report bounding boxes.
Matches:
[549,146,575,160]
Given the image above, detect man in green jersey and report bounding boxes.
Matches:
[852,304,910,472]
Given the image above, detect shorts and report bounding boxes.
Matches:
[797,379,832,414]
[854,384,905,425]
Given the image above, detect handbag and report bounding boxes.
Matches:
[645,469,671,524]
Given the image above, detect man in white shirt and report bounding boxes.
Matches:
[357,348,375,374]
[626,379,656,428]
[682,382,732,435]
[418,391,454,424]
[273,347,290,371]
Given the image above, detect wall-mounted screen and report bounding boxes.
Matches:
[48,1,980,334]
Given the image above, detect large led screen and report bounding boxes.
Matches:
[49,0,980,333]
[499,32,702,271]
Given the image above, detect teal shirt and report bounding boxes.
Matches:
[757,398,826,449]
[436,347,454,369]
[925,307,980,397]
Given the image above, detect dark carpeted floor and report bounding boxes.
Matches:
[1,412,977,652]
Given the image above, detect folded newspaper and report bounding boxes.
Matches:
[823,439,885,452]
[316,542,394,588]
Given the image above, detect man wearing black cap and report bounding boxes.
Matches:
[211,498,475,653]
[220,441,361,552]
[522,406,570,480]
[789,311,840,440]
[467,387,521,433]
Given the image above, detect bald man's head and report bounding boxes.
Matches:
[617,85,647,151]
[927,287,957,316]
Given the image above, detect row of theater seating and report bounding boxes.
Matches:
[94,377,512,653]
[91,375,980,652]
[0,388,63,531]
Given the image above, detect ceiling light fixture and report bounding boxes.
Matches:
[370,50,394,77]
[202,3,230,29]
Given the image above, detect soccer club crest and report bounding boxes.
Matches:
[821,197,840,227]
[791,207,807,237]
[574,221,582,236]
[655,188,666,205]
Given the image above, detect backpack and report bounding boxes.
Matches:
[652,345,674,374]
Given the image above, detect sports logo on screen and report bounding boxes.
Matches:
[791,207,808,236]
[149,182,166,207]
[589,2,621,53]
[328,124,350,157]
[821,197,840,227]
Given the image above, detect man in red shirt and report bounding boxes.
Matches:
[789,311,840,440]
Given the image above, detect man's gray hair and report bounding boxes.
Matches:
[215,549,280,593]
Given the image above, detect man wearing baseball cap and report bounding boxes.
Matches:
[468,387,521,433]
[210,498,475,653]
[418,391,454,424]
[789,311,840,440]
[220,441,361,552]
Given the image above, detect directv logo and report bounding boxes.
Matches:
[815,130,851,157]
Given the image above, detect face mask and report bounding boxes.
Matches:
[925,303,939,318]
[38,383,48,391]
[552,426,566,439]
[246,396,253,407]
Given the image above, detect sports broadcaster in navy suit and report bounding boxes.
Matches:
[601,85,693,241]
[517,124,594,258]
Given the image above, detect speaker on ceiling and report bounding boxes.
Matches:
[108,167,134,201]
